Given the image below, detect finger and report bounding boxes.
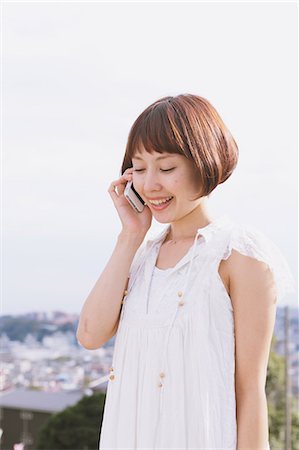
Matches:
[108,175,131,199]
[108,171,133,198]
[108,182,120,204]
[122,167,134,175]
[109,174,131,190]
[114,172,133,185]
[117,174,133,196]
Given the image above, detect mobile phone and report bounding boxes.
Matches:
[124,180,145,213]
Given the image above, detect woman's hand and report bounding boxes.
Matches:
[108,168,152,238]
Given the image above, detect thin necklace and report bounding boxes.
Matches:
[165,230,196,245]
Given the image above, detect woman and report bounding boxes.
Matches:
[76,94,295,449]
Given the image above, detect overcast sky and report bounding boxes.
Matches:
[2,1,298,315]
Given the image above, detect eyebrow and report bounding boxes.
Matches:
[132,154,176,161]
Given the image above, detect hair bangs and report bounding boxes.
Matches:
[131,104,184,157]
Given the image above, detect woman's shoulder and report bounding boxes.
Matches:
[221,219,295,302]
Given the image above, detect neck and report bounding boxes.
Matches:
[165,201,214,242]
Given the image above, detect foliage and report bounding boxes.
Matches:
[36,392,106,450]
[266,335,299,449]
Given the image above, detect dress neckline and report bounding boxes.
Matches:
[154,235,205,271]
[154,265,175,273]
[148,214,231,246]
[151,214,231,272]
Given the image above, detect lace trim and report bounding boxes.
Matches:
[223,224,296,301]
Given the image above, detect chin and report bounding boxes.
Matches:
[152,213,176,224]
[154,218,170,224]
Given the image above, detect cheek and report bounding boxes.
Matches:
[132,175,140,188]
[167,178,181,194]
[172,175,189,192]
[172,174,184,186]
[173,172,202,198]
[132,177,146,196]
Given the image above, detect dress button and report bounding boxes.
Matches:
[177,291,183,297]
[178,300,185,306]
[160,372,165,378]
[109,374,115,380]
[158,382,163,388]
[124,290,128,296]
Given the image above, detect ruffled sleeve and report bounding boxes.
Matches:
[222,223,296,302]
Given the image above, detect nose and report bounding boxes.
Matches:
[143,171,162,192]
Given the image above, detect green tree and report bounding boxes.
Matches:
[266,335,299,450]
[36,392,106,450]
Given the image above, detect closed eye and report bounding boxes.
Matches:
[133,168,176,172]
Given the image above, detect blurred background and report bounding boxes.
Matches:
[1,2,298,450]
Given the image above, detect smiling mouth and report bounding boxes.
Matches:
[147,196,174,205]
[147,196,174,210]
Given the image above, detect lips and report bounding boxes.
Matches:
[147,196,173,205]
[148,196,174,210]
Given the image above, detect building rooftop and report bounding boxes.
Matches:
[0,388,84,413]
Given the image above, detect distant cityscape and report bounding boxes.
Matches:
[1,307,298,395]
[0,310,115,395]
[0,306,298,449]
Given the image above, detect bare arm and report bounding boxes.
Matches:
[227,249,277,449]
[76,231,144,350]
[236,389,270,450]
[77,166,152,350]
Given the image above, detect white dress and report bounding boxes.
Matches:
[99,214,295,450]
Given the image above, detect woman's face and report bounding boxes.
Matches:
[131,147,204,223]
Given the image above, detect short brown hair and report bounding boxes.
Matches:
[121,93,239,198]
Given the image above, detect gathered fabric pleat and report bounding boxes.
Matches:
[99,215,294,449]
